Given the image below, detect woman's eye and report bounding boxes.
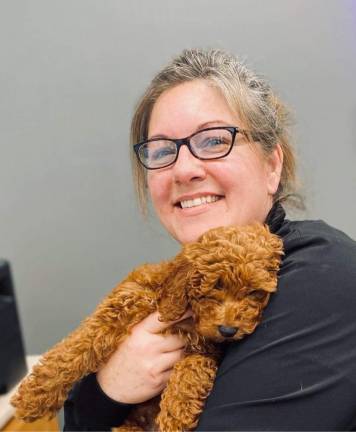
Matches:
[196,136,230,155]
[200,137,224,148]
[205,137,221,146]
[152,147,175,161]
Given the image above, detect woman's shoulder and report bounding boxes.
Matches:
[275,217,356,314]
[279,217,356,265]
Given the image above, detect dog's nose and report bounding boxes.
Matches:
[218,325,238,338]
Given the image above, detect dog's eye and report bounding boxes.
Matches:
[215,278,224,290]
[249,289,266,300]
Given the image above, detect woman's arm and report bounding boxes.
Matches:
[63,373,132,431]
[63,311,190,430]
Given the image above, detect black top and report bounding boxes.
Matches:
[64,204,356,431]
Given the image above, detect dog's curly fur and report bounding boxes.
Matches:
[11,224,283,431]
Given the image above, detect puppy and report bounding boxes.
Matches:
[11,224,283,431]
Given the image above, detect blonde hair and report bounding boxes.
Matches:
[130,48,302,214]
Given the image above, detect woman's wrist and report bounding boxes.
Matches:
[68,373,133,429]
[95,372,134,406]
[96,368,132,404]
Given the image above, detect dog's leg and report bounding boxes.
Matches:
[11,280,157,422]
[157,354,218,432]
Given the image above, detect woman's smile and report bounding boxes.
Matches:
[174,194,224,216]
[177,194,222,209]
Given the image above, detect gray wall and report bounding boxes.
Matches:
[1,0,355,355]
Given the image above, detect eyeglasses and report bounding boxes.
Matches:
[133,126,247,170]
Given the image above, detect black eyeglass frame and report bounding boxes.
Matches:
[133,126,247,170]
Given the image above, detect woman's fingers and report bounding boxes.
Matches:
[160,334,186,352]
[158,349,186,372]
[143,310,193,334]
[96,310,190,404]
[143,349,186,390]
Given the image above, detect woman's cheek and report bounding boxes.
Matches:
[147,173,170,211]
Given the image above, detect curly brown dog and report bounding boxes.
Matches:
[11,224,283,431]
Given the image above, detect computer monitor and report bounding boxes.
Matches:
[0,260,27,394]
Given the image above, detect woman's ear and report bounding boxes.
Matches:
[157,255,190,322]
[266,143,284,195]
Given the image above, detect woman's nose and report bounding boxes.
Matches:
[172,145,206,184]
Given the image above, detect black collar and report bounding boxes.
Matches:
[265,202,286,234]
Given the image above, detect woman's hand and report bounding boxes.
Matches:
[96,310,191,404]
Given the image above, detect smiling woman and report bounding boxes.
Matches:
[64,49,356,431]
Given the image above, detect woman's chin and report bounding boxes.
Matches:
[173,222,225,244]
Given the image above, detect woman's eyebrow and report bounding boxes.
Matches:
[196,120,228,130]
[148,133,169,140]
[148,120,229,140]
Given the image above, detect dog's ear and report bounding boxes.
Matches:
[157,254,190,322]
[181,242,209,265]
[256,224,284,274]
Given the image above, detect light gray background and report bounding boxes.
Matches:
[1,0,355,356]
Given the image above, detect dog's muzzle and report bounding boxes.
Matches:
[218,325,238,338]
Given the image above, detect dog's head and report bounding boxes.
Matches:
[181,224,284,342]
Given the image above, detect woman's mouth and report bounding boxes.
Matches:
[176,194,224,209]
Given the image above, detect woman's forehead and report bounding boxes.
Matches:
[148,80,241,139]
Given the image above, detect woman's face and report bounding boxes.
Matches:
[147,80,283,244]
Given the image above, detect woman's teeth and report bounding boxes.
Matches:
[180,195,220,209]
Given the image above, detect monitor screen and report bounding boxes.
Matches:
[0,260,27,394]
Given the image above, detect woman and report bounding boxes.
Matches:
[64,49,356,431]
